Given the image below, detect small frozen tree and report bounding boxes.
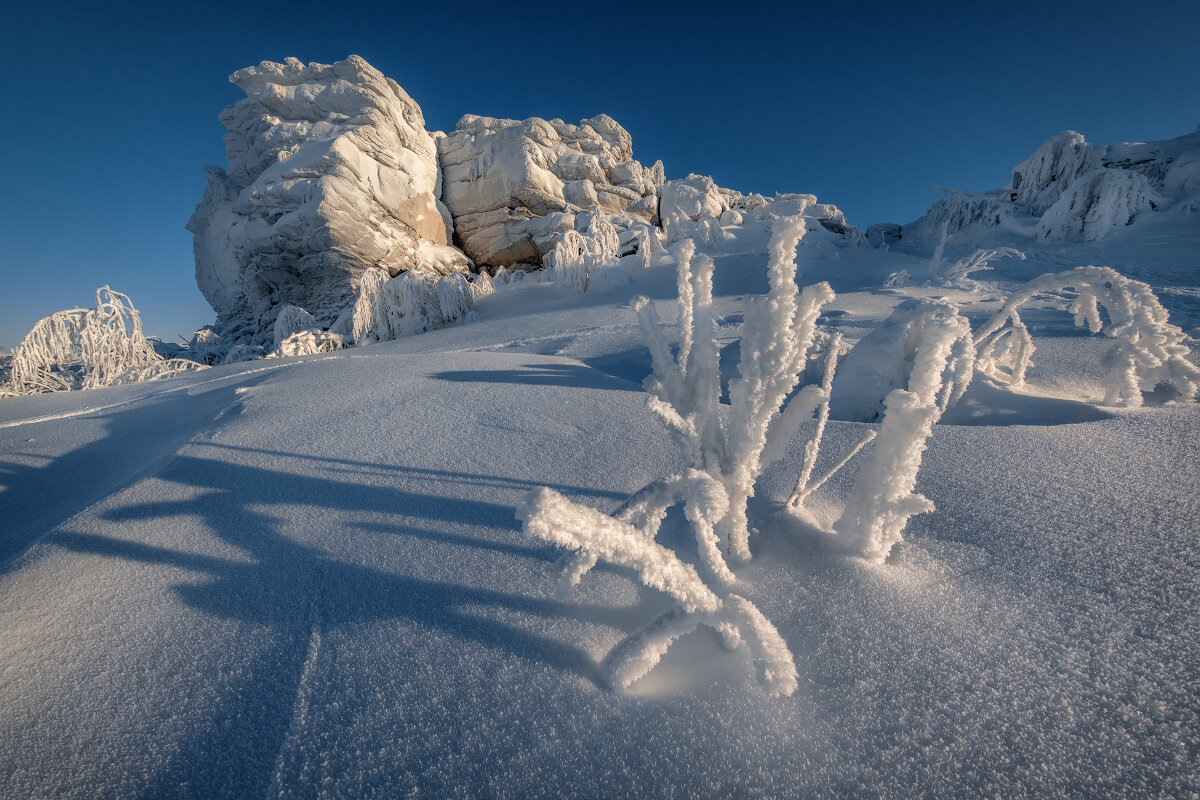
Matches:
[974,266,1200,406]
[5,286,207,395]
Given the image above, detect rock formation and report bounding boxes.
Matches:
[189,56,468,346]
[881,127,1200,250]
[190,55,859,349]
[437,114,663,266]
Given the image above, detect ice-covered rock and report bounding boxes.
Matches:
[437,114,664,267]
[885,126,1200,250]
[189,56,470,346]
[1034,169,1162,241]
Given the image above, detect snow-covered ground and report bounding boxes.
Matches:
[2,217,1198,797]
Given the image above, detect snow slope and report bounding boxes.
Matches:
[1,219,1198,797]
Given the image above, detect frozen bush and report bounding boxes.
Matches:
[796,300,974,562]
[519,218,830,696]
[937,247,1025,290]
[188,326,225,365]
[270,329,347,357]
[352,267,479,345]
[974,266,1200,406]
[223,344,265,364]
[551,214,624,293]
[830,299,975,423]
[5,286,207,395]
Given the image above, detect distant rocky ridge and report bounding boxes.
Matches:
[189,56,858,351]
[872,126,1200,251]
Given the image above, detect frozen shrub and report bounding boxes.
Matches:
[5,286,207,395]
[352,267,479,345]
[551,214,624,293]
[223,344,265,364]
[830,299,975,423]
[188,326,225,365]
[270,329,346,357]
[974,266,1200,406]
[937,247,1025,290]
[519,218,829,696]
[793,300,974,562]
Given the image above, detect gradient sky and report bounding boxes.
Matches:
[2,0,1198,348]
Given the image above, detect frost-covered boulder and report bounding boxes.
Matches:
[437,114,664,267]
[660,174,727,221]
[1010,131,1105,215]
[189,56,470,346]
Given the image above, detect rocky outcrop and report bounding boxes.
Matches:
[886,127,1200,250]
[437,114,664,266]
[189,56,469,345]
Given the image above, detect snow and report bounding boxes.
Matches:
[4,56,1200,794]
[3,207,1198,796]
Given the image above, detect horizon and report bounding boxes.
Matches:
[2,0,1198,349]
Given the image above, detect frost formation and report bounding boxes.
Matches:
[3,287,207,396]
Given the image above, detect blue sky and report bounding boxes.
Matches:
[2,0,1198,348]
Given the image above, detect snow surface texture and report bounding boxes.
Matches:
[887,127,1200,249]
[2,209,1200,796]
[3,287,207,396]
[188,56,469,348]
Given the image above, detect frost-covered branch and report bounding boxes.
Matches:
[974,266,1200,406]
[793,300,974,563]
[937,247,1025,290]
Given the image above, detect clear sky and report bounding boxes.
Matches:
[2,0,1198,348]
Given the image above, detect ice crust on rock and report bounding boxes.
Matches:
[437,113,664,267]
[189,56,469,347]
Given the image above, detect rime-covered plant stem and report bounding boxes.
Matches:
[518,218,831,696]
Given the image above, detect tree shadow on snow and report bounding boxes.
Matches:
[40,443,648,797]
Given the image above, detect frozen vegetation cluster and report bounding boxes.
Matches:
[518,219,992,693]
[2,288,206,397]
